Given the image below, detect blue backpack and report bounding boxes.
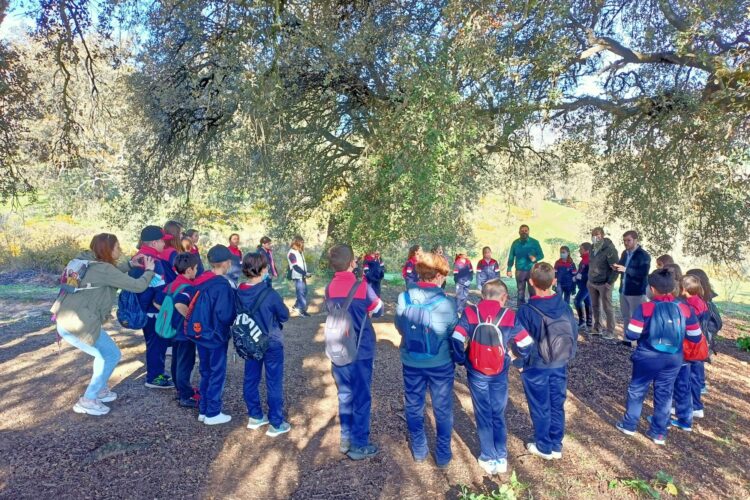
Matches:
[184,289,219,344]
[647,301,685,354]
[395,291,447,359]
[155,284,189,339]
[117,290,148,330]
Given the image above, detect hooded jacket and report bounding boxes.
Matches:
[588,238,619,285]
[52,251,154,345]
[191,271,237,348]
[237,281,290,343]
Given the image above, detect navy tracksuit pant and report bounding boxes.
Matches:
[621,348,682,437]
[521,366,568,455]
[370,280,382,298]
[455,281,471,313]
[673,363,693,427]
[244,340,285,428]
[332,358,374,448]
[403,362,455,465]
[691,361,705,410]
[196,342,229,418]
[467,364,510,461]
[170,340,196,400]
[143,316,171,383]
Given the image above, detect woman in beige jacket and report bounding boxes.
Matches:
[52,234,156,416]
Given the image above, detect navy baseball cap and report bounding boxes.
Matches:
[140,225,173,242]
[207,244,233,263]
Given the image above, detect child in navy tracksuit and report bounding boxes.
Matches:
[327,244,384,460]
[451,278,534,475]
[453,253,474,313]
[191,245,237,425]
[516,263,578,460]
[363,252,385,297]
[670,275,709,431]
[402,245,421,288]
[238,252,291,436]
[154,252,199,407]
[475,247,500,289]
[616,268,702,445]
[573,243,592,330]
[553,246,576,305]
[130,225,173,389]
[395,252,457,468]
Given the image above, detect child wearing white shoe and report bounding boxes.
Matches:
[238,252,291,437]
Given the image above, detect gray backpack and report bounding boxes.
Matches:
[324,280,365,366]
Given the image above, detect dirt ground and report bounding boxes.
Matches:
[1,282,749,499]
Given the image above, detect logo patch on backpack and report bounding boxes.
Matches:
[231,288,272,360]
[469,307,508,375]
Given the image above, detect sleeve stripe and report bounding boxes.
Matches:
[515,334,534,348]
[452,331,467,342]
[686,327,702,336]
[628,324,644,334]
[368,299,383,314]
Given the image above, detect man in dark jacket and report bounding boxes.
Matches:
[613,231,651,341]
[587,227,619,339]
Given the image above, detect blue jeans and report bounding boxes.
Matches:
[143,316,170,383]
[243,341,285,427]
[331,358,374,448]
[403,362,455,465]
[621,348,682,436]
[521,366,567,455]
[57,325,122,400]
[196,343,229,417]
[170,340,196,400]
[467,365,509,461]
[690,361,705,410]
[673,363,693,427]
[574,286,592,325]
[294,279,307,312]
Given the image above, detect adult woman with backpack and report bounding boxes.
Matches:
[51,233,157,416]
[394,252,457,468]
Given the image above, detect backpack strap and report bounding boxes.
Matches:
[526,304,549,321]
[342,278,362,310]
[249,286,273,317]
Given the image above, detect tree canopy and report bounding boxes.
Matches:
[1,0,748,261]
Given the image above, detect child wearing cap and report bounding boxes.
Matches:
[130,225,174,389]
[153,252,200,408]
[191,244,238,425]
[615,267,702,445]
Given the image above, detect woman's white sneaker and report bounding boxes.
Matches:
[96,388,118,403]
[204,413,232,425]
[73,398,110,416]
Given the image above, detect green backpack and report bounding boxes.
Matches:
[155,284,189,339]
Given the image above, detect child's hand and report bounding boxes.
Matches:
[506,271,513,278]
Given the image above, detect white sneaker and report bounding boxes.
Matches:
[478,458,495,475]
[550,450,562,459]
[693,409,705,419]
[96,388,117,403]
[166,346,173,356]
[670,407,676,415]
[198,414,206,422]
[204,413,232,425]
[73,398,110,416]
[494,458,508,474]
[526,442,553,460]
[247,415,269,430]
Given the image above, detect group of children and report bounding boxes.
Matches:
[62,221,722,477]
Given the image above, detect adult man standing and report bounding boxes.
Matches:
[506,225,544,305]
[613,231,651,339]
[587,227,619,339]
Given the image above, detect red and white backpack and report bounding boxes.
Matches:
[469,307,509,375]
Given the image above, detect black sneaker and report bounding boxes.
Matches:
[145,374,175,389]
[179,398,198,408]
[347,444,379,460]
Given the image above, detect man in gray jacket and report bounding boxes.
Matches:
[587,227,619,339]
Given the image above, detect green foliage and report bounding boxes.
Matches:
[458,471,529,500]
[609,470,679,498]
[737,336,750,353]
